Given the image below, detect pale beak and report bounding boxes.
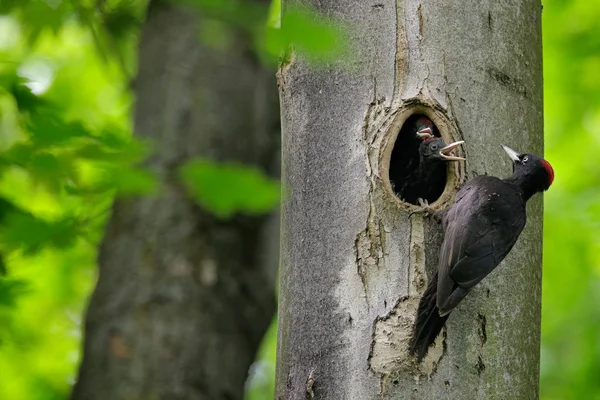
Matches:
[440,140,465,161]
[416,127,433,139]
[501,144,521,162]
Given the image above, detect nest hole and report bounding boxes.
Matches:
[388,114,449,205]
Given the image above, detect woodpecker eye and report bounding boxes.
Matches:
[522,156,529,164]
[431,144,438,151]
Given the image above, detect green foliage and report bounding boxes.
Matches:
[180,159,279,218]
[0,3,141,398]
[0,2,282,398]
[177,0,349,65]
[540,0,600,398]
[262,4,349,65]
[245,317,277,400]
[0,278,29,307]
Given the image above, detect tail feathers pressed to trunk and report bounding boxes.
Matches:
[408,272,449,362]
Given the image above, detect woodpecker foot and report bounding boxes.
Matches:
[408,206,433,219]
[409,199,443,223]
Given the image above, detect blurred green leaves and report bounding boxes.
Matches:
[180,159,279,218]
[0,77,157,197]
[178,0,349,65]
[1,0,144,52]
[1,211,79,254]
[0,7,134,398]
[541,0,600,398]
[0,278,28,307]
[245,316,277,400]
[0,5,287,396]
[263,4,348,65]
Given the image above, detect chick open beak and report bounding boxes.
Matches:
[416,127,433,139]
[439,140,465,161]
[500,144,521,162]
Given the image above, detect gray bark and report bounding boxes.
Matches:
[276,0,543,399]
[71,1,280,399]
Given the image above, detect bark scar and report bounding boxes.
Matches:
[478,313,487,345]
[354,96,390,304]
[393,0,409,100]
[409,215,426,296]
[354,199,382,304]
[486,67,527,97]
[476,355,486,376]
[368,214,445,382]
[417,4,423,37]
[305,369,315,399]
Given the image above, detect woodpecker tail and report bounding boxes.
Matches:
[408,272,449,362]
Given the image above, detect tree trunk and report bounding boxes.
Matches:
[276,0,543,399]
[71,1,280,399]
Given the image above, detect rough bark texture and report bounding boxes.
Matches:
[276,0,543,399]
[71,1,280,399]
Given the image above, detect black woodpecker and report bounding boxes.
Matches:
[397,136,465,205]
[408,144,554,361]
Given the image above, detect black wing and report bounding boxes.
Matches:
[437,176,526,313]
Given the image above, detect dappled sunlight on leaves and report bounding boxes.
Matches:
[0,7,138,399]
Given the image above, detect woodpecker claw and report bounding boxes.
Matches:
[409,208,432,219]
[408,199,444,222]
[408,199,433,219]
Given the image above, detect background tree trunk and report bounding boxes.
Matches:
[71,1,280,399]
[276,0,543,399]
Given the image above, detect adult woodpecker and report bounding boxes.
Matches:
[408,144,554,361]
[396,136,465,205]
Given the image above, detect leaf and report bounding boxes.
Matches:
[3,143,37,165]
[0,278,29,308]
[262,4,349,64]
[109,166,158,196]
[102,0,142,41]
[27,112,90,146]
[76,135,150,164]
[1,213,79,254]
[0,197,27,224]
[179,159,279,218]
[28,152,77,193]
[10,78,48,112]
[0,0,28,14]
[0,254,6,276]
[17,0,69,44]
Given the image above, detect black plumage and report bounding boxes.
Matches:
[409,144,554,361]
[395,137,464,204]
[389,115,437,195]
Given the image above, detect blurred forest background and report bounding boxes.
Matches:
[0,0,598,399]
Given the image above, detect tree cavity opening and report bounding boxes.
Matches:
[388,113,463,206]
